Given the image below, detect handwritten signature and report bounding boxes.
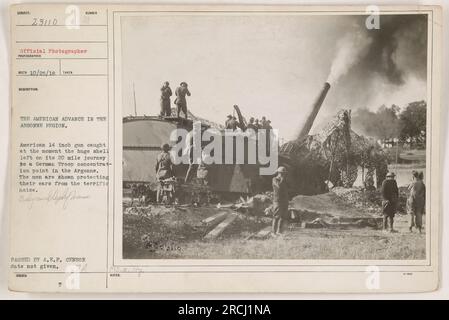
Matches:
[19,188,90,210]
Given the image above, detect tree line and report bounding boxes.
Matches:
[351,100,426,149]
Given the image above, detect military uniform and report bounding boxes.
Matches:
[160,86,172,116]
[175,86,191,119]
[247,122,256,131]
[381,177,399,231]
[407,180,426,231]
[225,117,232,129]
[226,118,238,130]
[272,174,289,234]
[155,151,173,180]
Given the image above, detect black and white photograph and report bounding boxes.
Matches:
[4,1,446,294]
[120,12,430,261]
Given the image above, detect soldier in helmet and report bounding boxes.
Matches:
[155,143,174,202]
[174,82,191,119]
[231,116,239,130]
[407,170,426,233]
[225,115,238,130]
[260,116,267,129]
[246,117,256,131]
[265,120,272,130]
[156,143,173,179]
[225,115,233,129]
[160,81,172,117]
[272,166,289,235]
[254,119,261,131]
[381,171,399,232]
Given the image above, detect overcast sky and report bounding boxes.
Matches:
[120,14,427,141]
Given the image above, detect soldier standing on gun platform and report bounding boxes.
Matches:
[381,172,399,233]
[254,119,261,131]
[272,166,289,236]
[261,116,267,128]
[225,115,233,128]
[265,119,272,130]
[225,115,238,130]
[160,81,172,117]
[247,117,256,131]
[175,82,191,119]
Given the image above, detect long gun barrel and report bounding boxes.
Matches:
[296,82,331,140]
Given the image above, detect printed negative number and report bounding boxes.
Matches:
[31,18,58,26]
[222,305,271,317]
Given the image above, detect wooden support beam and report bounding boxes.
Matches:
[201,211,229,225]
[204,213,238,240]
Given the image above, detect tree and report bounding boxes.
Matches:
[399,100,427,148]
[375,104,401,141]
[352,105,401,144]
[351,108,378,137]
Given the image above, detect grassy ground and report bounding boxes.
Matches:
[387,148,426,186]
[383,147,426,163]
[165,215,425,260]
[123,204,426,260]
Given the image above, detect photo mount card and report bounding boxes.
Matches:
[8,4,442,293]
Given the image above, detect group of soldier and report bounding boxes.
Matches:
[270,168,427,236]
[155,140,210,204]
[380,170,426,234]
[247,116,272,131]
[160,81,191,119]
[225,115,273,131]
[153,138,288,236]
[160,81,274,134]
[154,140,289,235]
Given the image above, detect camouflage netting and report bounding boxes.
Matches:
[280,109,389,195]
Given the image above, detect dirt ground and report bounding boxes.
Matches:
[122,187,426,260]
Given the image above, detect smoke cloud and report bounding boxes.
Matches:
[363,15,428,85]
[312,15,428,136]
[327,15,428,86]
[326,31,372,85]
